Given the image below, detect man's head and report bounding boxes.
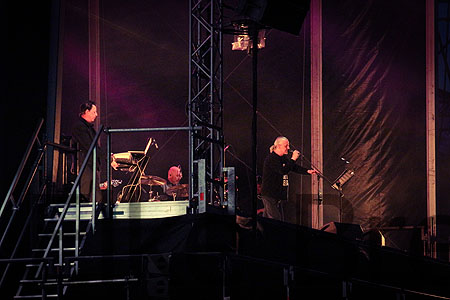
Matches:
[168,166,182,185]
[79,101,98,123]
[270,136,290,156]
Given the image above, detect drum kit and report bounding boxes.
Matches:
[140,175,167,186]
[112,139,189,202]
[165,184,189,199]
[139,175,188,201]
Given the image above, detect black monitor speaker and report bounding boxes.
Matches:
[237,0,311,35]
[321,222,363,241]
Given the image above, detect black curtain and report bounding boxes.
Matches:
[322,0,426,232]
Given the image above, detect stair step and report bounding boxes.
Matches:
[38,232,86,237]
[20,278,69,284]
[25,262,74,268]
[14,295,58,299]
[49,202,94,207]
[32,248,76,252]
[44,217,93,222]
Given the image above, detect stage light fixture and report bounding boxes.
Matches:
[231,24,266,52]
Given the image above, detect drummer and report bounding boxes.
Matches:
[163,165,187,200]
[166,165,183,188]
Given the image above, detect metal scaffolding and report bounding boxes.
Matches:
[189,0,224,212]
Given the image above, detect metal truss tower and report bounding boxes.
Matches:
[189,0,224,211]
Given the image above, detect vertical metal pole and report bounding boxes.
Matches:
[106,130,112,218]
[92,147,97,231]
[426,0,436,258]
[188,0,194,210]
[75,185,80,274]
[310,0,323,229]
[251,27,258,230]
[58,226,63,267]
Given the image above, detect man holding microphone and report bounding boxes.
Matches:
[261,136,316,221]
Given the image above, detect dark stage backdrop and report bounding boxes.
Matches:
[58,0,426,245]
[322,0,426,233]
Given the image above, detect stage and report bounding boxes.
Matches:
[60,213,450,299]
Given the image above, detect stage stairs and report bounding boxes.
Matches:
[12,202,94,299]
[11,200,190,299]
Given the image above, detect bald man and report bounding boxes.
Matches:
[167,166,182,186]
[261,136,316,221]
[161,165,187,200]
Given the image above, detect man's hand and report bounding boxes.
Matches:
[111,154,119,170]
[99,181,108,190]
[307,169,318,175]
[291,150,300,161]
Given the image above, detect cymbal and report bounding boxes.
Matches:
[140,175,167,186]
[166,184,189,197]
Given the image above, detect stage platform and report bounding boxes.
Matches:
[54,200,189,220]
[60,213,450,299]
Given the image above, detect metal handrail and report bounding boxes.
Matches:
[0,128,84,292]
[0,139,77,255]
[0,119,47,290]
[0,118,44,218]
[36,125,104,278]
[0,183,47,289]
[0,145,46,251]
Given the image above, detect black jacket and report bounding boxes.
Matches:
[261,152,309,201]
[71,117,104,170]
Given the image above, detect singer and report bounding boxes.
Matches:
[261,136,316,221]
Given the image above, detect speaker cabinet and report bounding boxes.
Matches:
[321,222,363,241]
[237,0,310,35]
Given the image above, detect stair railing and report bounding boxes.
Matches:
[0,119,81,293]
[0,118,44,220]
[0,119,47,290]
[35,124,105,278]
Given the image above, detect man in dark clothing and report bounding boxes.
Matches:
[72,101,117,203]
[261,136,316,221]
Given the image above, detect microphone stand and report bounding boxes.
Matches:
[291,149,334,228]
[291,149,334,186]
[332,182,344,223]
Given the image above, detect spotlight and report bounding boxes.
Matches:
[231,24,266,52]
